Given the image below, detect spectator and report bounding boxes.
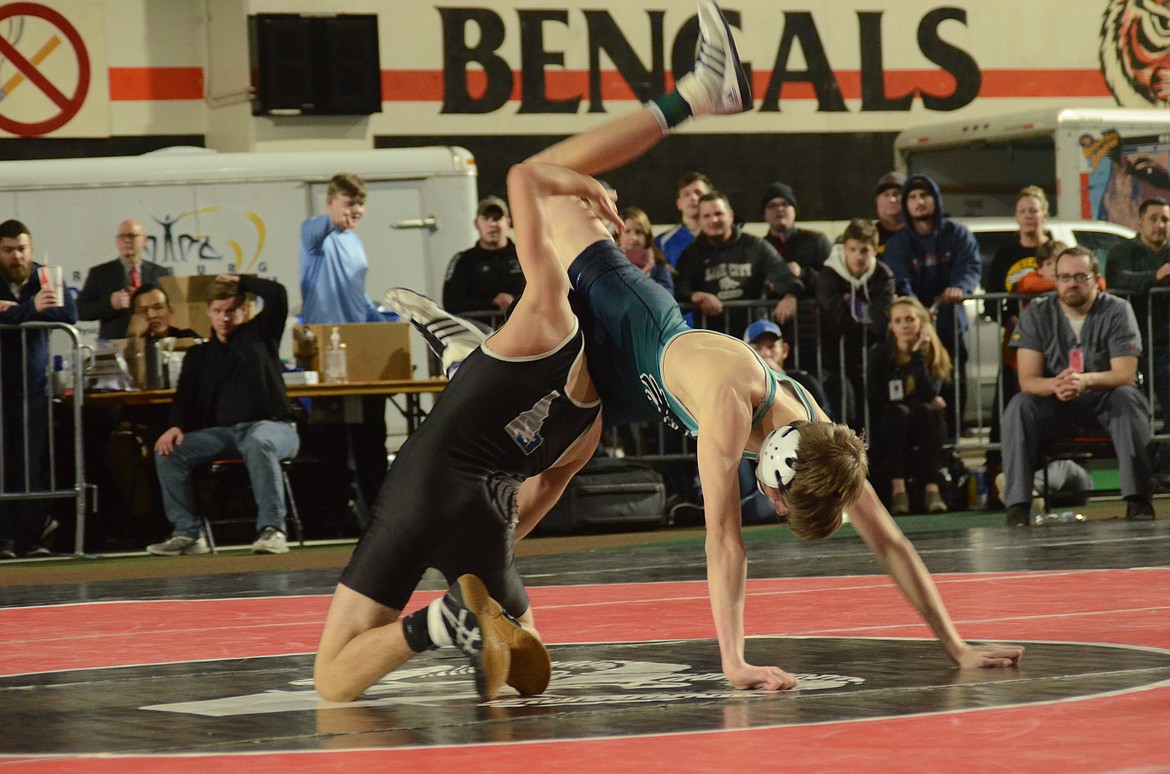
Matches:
[442,196,525,315]
[148,275,301,556]
[1003,246,1155,526]
[299,172,391,512]
[817,218,896,430]
[873,171,906,253]
[654,171,712,267]
[882,174,981,433]
[300,173,384,324]
[981,186,1053,503]
[674,191,802,335]
[77,218,172,340]
[1104,196,1170,480]
[1016,240,1105,301]
[867,296,952,515]
[760,181,831,370]
[126,283,200,339]
[94,284,201,548]
[618,206,675,295]
[744,320,832,419]
[0,219,78,558]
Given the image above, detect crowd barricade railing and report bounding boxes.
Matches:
[0,321,87,556]
[442,292,1170,465]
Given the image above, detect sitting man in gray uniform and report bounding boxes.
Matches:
[1003,245,1155,526]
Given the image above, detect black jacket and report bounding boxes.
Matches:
[442,241,525,313]
[77,258,172,339]
[168,276,294,431]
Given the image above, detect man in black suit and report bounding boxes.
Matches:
[77,219,171,339]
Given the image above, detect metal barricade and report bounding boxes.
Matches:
[447,290,1170,466]
[0,322,87,556]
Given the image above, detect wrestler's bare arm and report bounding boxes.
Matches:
[846,475,1025,669]
[683,357,799,690]
[515,416,603,540]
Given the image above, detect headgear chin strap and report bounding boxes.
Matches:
[756,423,802,493]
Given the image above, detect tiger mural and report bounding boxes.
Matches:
[1101,0,1170,107]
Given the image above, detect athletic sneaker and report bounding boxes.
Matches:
[494,607,552,697]
[383,288,487,378]
[676,0,752,116]
[22,545,53,558]
[251,526,289,554]
[452,574,512,701]
[0,541,17,560]
[147,534,210,556]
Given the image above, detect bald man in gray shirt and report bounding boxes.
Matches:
[1002,246,1154,525]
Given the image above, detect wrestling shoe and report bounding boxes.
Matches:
[147,534,210,556]
[383,288,487,378]
[676,0,752,116]
[452,574,511,701]
[490,606,552,696]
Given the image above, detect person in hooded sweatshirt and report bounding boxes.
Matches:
[882,174,981,434]
[817,219,896,431]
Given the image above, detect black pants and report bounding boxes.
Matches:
[874,401,946,485]
[1,395,49,551]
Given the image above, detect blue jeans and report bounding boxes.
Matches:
[155,421,300,538]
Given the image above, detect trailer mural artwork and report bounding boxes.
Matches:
[1082,130,1170,228]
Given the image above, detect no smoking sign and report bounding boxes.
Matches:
[0,2,90,136]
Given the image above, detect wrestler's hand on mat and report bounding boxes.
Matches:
[725,663,799,691]
[956,643,1024,669]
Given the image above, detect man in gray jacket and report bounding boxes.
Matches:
[674,191,802,336]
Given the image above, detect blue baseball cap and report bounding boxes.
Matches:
[744,320,782,344]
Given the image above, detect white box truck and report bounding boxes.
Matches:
[0,146,478,446]
[894,107,1170,230]
[0,146,479,361]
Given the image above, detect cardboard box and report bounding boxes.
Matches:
[159,275,220,339]
[294,322,412,382]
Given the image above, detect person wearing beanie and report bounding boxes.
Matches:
[760,181,831,371]
[873,171,906,250]
[881,173,981,435]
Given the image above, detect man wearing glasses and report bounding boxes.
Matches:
[78,219,172,339]
[1002,245,1155,525]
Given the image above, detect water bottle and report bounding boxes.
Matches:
[1032,510,1086,525]
[144,333,164,389]
[325,326,348,383]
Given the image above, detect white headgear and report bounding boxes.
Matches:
[756,423,802,492]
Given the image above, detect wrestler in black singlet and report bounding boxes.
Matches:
[339,322,600,616]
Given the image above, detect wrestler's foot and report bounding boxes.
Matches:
[453,574,511,701]
[491,607,552,696]
[383,288,487,378]
[676,0,752,116]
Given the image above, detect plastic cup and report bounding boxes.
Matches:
[37,265,64,307]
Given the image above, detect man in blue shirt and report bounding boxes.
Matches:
[654,171,712,268]
[299,173,392,516]
[300,173,384,324]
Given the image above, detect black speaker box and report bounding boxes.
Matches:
[249,14,382,116]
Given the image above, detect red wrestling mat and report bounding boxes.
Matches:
[2,569,1168,772]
